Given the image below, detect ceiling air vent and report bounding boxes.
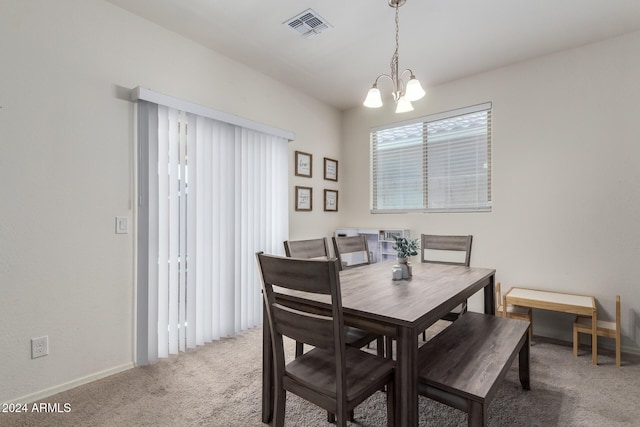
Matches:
[284,9,332,38]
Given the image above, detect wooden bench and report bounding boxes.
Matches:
[418,312,530,427]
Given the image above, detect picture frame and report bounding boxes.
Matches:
[324,157,338,181]
[295,151,312,178]
[324,189,338,212]
[295,186,312,211]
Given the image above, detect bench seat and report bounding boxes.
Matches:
[418,312,530,427]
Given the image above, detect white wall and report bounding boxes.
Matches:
[288,114,345,243]
[341,31,640,353]
[3,0,638,406]
[0,0,341,403]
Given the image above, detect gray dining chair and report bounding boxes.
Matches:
[420,234,473,340]
[284,237,331,259]
[256,252,395,427]
[331,235,371,270]
[283,238,385,359]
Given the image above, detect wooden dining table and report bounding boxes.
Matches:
[261,260,496,427]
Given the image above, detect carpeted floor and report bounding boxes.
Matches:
[2,322,639,427]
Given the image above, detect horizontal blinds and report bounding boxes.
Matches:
[371,122,425,210]
[371,103,491,213]
[427,110,491,211]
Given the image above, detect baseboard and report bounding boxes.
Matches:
[530,324,640,356]
[5,362,134,405]
[533,335,640,361]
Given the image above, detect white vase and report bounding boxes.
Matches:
[396,257,412,279]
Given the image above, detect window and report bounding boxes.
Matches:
[371,103,492,213]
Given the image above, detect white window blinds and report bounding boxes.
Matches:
[136,97,290,364]
[371,103,492,213]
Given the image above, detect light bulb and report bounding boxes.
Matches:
[405,77,425,102]
[395,96,413,113]
[363,86,383,108]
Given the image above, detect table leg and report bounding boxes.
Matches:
[396,325,418,427]
[484,275,495,315]
[262,310,273,423]
[591,309,598,365]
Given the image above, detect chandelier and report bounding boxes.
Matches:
[363,0,425,113]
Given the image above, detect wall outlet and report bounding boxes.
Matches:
[31,336,48,359]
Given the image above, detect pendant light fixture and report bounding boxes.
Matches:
[363,0,425,113]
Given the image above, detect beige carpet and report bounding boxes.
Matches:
[2,323,639,427]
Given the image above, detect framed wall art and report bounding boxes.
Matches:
[324,157,338,181]
[324,189,338,212]
[295,186,312,211]
[295,151,312,178]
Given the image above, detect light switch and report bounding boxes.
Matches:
[115,216,129,234]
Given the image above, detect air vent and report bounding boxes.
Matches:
[284,9,332,38]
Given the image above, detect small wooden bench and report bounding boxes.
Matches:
[418,312,530,427]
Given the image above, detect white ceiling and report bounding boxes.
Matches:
[107,0,640,111]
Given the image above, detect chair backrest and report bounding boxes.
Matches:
[331,235,371,270]
[256,252,347,399]
[283,237,330,259]
[420,234,473,267]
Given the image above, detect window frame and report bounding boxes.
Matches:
[370,102,492,214]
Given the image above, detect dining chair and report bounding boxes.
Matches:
[283,238,385,359]
[284,237,331,259]
[331,235,371,270]
[496,282,533,341]
[573,295,621,367]
[420,234,473,340]
[256,252,395,427]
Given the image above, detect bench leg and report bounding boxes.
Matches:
[519,333,530,390]
[468,401,486,427]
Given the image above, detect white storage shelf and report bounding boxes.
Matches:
[335,228,410,266]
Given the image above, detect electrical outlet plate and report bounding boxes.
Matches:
[115,216,129,234]
[31,336,48,359]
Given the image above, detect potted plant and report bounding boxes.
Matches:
[393,236,419,261]
[392,236,420,279]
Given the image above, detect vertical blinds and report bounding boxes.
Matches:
[137,100,289,363]
[371,103,492,213]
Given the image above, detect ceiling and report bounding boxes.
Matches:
[107,0,640,111]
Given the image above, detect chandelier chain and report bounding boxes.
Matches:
[362,0,425,112]
[391,4,400,99]
[395,4,399,59]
